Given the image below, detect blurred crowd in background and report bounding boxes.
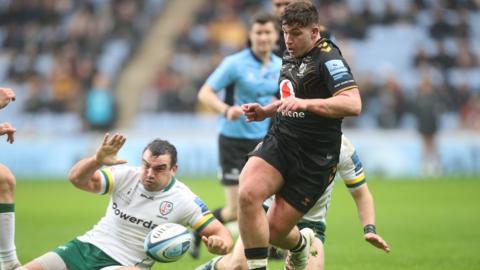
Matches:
[1,0,480,132]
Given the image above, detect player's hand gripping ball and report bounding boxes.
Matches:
[144,223,193,263]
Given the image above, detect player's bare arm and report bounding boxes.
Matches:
[0,87,16,109]
[242,102,279,122]
[198,84,242,121]
[68,133,127,193]
[350,185,390,253]
[0,122,16,144]
[198,219,234,255]
[303,88,362,118]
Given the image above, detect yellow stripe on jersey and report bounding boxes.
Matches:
[100,168,114,195]
[344,174,366,189]
[333,85,357,96]
[192,213,215,233]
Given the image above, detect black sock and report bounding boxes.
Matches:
[290,234,306,253]
[245,247,268,270]
[213,207,225,224]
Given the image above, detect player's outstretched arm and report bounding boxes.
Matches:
[0,87,16,109]
[0,122,16,144]
[198,84,244,121]
[198,220,234,255]
[350,184,390,253]
[242,102,278,122]
[68,133,127,193]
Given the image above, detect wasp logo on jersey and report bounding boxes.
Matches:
[320,42,332,53]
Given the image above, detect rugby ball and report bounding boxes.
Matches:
[144,223,193,263]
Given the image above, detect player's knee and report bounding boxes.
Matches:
[238,188,259,209]
[0,164,16,194]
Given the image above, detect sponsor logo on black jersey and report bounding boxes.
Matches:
[280,110,306,119]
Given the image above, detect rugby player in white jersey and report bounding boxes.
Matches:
[6,133,233,270]
[0,87,19,270]
[195,136,390,270]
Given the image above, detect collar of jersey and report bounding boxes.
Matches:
[161,177,176,192]
[249,48,273,64]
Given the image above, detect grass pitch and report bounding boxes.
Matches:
[14,177,480,270]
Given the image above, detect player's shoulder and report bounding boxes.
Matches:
[315,38,344,62]
[168,179,210,212]
[225,48,251,62]
[168,178,196,198]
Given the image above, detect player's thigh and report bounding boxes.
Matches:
[239,156,283,202]
[0,163,15,194]
[23,252,67,270]
[101,266,141,270]
[306,238,325,270]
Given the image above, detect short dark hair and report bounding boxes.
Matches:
[143,139,177,167]
[281,0,319,28]
[250,11,279,31]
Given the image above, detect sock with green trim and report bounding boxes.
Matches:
[0,203,19,264]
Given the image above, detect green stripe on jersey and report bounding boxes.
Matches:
[196,216,215,233]
[99,170,110,195]
[162,177,176,192]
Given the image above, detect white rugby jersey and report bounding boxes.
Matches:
[264,135,366,223]
[77,165,215,269]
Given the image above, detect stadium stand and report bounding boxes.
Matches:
[0,0,165,132]
[0,0,479,132]
[147,0,480,131]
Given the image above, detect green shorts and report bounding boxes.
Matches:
[54,238,121,270]
[297,220,326,243]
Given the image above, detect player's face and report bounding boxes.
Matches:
[249,22,278,55]
[283,23,319,58]
[272,0,292,17]
[140,149,177,192]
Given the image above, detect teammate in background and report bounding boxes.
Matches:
[195,136,390,270]
[0,87,19,270]
[239,2,362,270]
[195,12,281,257]
[3,133,233,270]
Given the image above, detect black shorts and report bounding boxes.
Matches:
[219,134,262,186]
[249,134,338,213]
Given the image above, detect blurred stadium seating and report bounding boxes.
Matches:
[1,0,479,178]
[1,0,479,131]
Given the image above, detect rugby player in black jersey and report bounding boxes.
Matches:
[238,1,362,269]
